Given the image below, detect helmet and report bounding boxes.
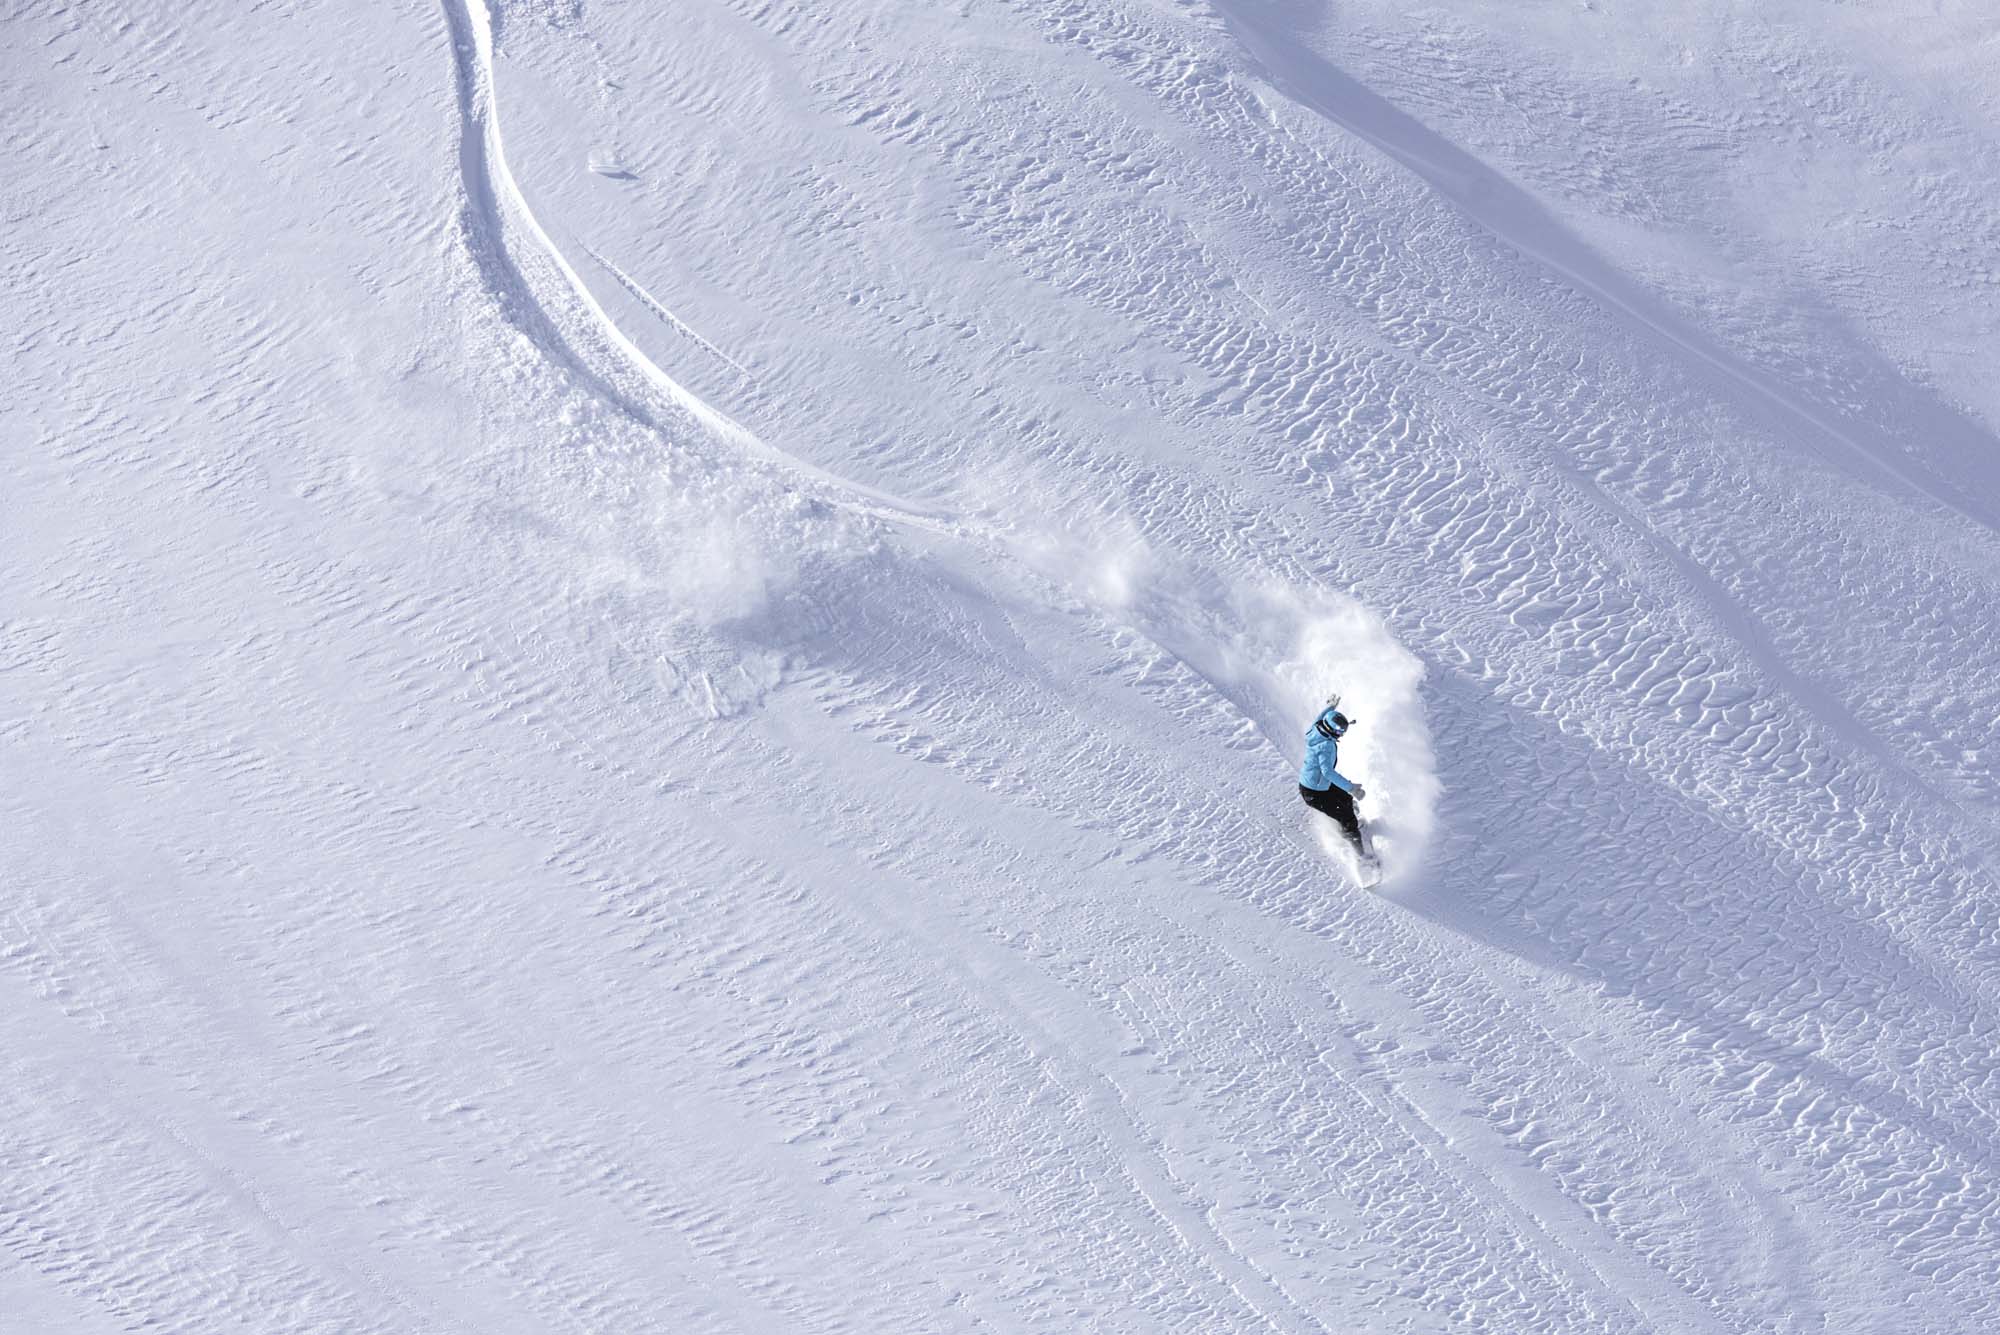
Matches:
[1315,708,1350,739]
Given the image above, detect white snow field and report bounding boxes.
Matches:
[6,0,1999,1329]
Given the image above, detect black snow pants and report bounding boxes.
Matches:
[1299,783,1364,851]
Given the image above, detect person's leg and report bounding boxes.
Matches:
[1300,785,1366,852]
[1324,788,1365,852]
[1299,784,1336,818]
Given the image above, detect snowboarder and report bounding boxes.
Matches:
[1299,695,1370,859]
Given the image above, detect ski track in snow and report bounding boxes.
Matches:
[582,243,760,385]
[4,0,1998,1330]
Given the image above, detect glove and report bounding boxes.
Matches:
[1349,783,1367,802]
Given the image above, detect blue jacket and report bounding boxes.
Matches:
[1299,707,1356,794]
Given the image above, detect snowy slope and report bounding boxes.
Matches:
[5,0,1998,1331]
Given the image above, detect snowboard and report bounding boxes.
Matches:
[1312,814,1382,887]
[1355,855,1383,889]
[1353,829,1383,888]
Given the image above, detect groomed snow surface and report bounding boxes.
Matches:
[6,0,1999,1330]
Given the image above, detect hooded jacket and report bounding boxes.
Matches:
[1298,706,1357,795]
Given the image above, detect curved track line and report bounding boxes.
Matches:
[455,0,752,450]
[445,0,956,534]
